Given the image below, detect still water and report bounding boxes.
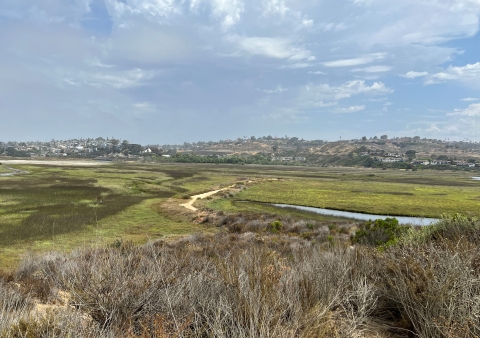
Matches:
[272,204,438,226]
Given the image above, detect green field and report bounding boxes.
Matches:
[0,165,12,174]
[227,170,480,218]
[1,162,480,270]
[0,163,240,269]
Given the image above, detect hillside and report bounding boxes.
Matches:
[3,136,480,168]
[177,136,480,167]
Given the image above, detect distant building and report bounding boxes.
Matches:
[430,160,451,165]
[411,160,430,165]
[381,157,402,163]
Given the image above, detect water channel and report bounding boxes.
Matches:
[272,204,439,226]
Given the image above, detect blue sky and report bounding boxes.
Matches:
[1,0,480,144]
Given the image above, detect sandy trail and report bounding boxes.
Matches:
[181,185,234,211]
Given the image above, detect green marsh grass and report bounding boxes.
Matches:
[0,163,234,270]
[231,176,480,218]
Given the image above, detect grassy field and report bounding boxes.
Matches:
[205,166,480,218]
[0,165,13,174]
[0,163,240,270]
[1,162,480,270]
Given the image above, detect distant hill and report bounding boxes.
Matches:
[2,136,480,168]
[177,136,480,167]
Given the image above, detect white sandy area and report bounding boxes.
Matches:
[0,159,111,166]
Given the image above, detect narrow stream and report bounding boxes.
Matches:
[272,204,439,226]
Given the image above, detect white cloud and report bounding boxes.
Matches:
[300,80,393,107]
[461,97,479,102]
[107,0,183,19]
[91,68,158,88]
[210,0,244,29]
[447,103,480,117]
[227,35,315,62]
[86,58,115,68]
[352,0,373,5]
[352,65,392,73]
[357,0,480,46]
[261,85,288,94]
[401,71,428,79]
[302,19,314,27]
[322,22,348,32]
[133,102,151,108]
[334,105,366,114]
[413,103,480,139]
[323,53,386,67]
[280,63,311,69]
[262,0,289,17]
[107,0,244,28]
[426,62,480,85]
[308,71,326,75]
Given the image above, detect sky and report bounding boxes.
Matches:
[1,0,480,144]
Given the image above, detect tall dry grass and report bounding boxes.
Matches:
[2,214,480,337]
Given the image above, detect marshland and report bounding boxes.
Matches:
[1,161,480,337]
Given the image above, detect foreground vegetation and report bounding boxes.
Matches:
[1,215,480,337]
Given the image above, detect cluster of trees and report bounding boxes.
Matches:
[3,147,30,157]
[157,153,273,165]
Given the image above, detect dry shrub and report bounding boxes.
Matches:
[219,213,346,239]
[0,282,31,335]
[244,220,264,232]
[377,239,480,338]
[13,235,378,337]
[1,308,109,338]
[9,214,480,337]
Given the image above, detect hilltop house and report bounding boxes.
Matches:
[430,160,451,165]
[411,160,430,165]
[380,157,403,163]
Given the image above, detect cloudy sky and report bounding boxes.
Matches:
[1,0,480,144]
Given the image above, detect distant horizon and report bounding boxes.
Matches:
[1,0,480,143]
[1,134,478,146]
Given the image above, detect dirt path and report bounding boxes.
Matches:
[181,186,234,211]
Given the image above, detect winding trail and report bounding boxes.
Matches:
[181,185,235,211]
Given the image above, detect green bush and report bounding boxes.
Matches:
[353,218,409,247]
[405,213,480,245]
[268,220,283,233]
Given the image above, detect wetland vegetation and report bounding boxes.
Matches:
[1,161,480,337]
[1,162,479,270]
